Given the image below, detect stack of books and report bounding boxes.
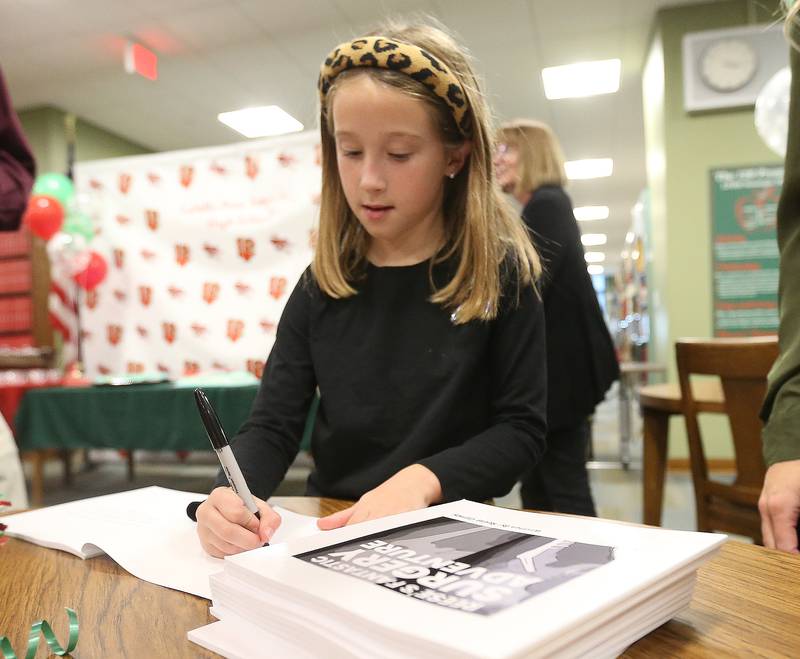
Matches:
[188,500,724,658]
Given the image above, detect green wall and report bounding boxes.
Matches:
[643,0,783,459]
[17,105,151,175]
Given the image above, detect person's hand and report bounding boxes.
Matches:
[317,464,442,530]
[758,460,800,553]
[196,486,281,558]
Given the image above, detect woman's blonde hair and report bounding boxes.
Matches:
[312,18,541,323]
[786,0,800,50]
[497,119,567,199]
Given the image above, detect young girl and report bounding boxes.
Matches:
[196,19,547,558]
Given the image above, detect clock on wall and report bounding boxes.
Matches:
[683,24,785,112]
[699,38,758,92]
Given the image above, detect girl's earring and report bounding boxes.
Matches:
[448,172,456,179]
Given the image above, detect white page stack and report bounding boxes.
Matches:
[188,500,725,658]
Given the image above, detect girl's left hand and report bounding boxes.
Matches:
[317,464,442,529]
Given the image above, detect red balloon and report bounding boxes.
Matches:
[73,251,108,291]
[24,195,64,240]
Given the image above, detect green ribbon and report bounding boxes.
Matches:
[0,608,78,659]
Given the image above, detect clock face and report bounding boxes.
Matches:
[699,38,758,93]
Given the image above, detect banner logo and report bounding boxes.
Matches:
[139,286,152,307]
[162,322,177,344]
[85,289,99,310]
[113,248,125,269]
[269,276,287,300]
[107,324,123,346]
[237,237,255,261]
[227,319,244,342]
[145,209,159,231]
[245,155,259,180]
[127,362,145,374]
[180,165,194,188]
[246,359,264,379]
[202,282,220,304]
[118,173,132,194]
[184,360,200,375]
[175,244,190,266]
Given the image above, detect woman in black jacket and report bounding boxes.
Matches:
[496,119,619,516]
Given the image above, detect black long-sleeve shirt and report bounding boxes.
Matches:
[216,257,547,503]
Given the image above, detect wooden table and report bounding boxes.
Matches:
[3,497,800,657]
[639,381,726,526]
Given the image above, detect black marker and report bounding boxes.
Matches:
[194,388,260,521]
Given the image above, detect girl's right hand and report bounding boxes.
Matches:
[196,486,281,558]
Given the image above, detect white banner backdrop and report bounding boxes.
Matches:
[73,130,321,380]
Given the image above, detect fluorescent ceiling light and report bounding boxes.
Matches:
[574,206,609,222]
[625,231,636,243]
[584,251,606,263]
[581,233,607,247]
[587,264,605,275]
[218,106,303,138]
[565,158,613,180]
[541,59,621,99]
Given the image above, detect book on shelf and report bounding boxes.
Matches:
[188,499,725,659]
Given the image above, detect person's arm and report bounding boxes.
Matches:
[198,271,317,555]
[760,43,800,552]
[318,273,547,530]
[521,187,579,299]
[0,67,36,231]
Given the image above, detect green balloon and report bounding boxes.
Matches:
[33,173,75,206]
[63,212,95,242]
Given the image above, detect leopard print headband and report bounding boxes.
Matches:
[318,36,472,137]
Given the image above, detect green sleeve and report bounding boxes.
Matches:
[762,42,800,465]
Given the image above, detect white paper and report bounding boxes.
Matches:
[3,486,320,599]
[213,500,725,659]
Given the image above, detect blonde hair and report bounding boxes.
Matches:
[497,120,567,198]
[787,0,800,50]
[312,18,541,323]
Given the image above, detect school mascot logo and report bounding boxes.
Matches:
[107,324,123,346]
[202,282,220,304]
[237,237,255,262]
[227,319,244,342]
[269,276,287,300]
[118,173,132,194]
[175,244,190,266]
[184,361,200,376]
[139,286,153,307]
[162,322,177,344]
[113,248,125,269]
[246,359,264,379]
[245,155,259,180]
[180,165,194,188]
[145,209,159,231]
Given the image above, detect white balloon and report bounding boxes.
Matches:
[45,231,90,277]
[754,66,792,157]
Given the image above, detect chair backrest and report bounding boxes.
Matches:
[675,336,779,543]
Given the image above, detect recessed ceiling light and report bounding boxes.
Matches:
[587,264,605,275]
[584,251,606,263]
[581,233,608,247]
[541,59,621,100]
[574,206,609,222]
[218,106,303,138]
[565,158,613,180]
[625,231,636,243]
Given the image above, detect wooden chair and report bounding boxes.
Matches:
[675,337,779,543]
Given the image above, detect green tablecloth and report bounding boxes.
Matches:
[15,383,316,452]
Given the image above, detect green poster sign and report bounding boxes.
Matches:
[711,165,782,337]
